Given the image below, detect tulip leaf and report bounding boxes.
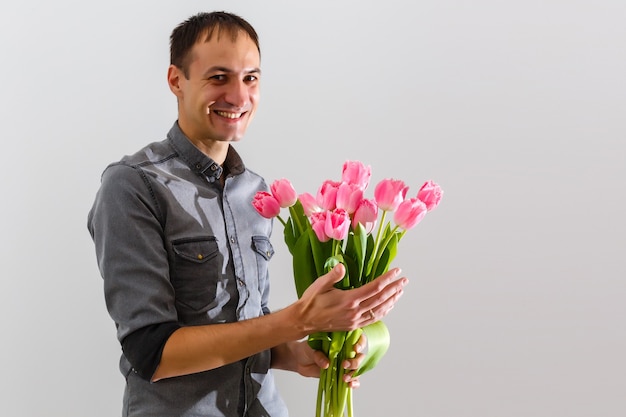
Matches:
[354,321,390,377]
[346,224,368,283]
[283,217,298,254]
[308,331,331,352]
[288,200,309,237]
[292,232,318,298]
[308,229,333,277]
[342,253,361,289]
[373,233,399,277]
[363,233,377,278]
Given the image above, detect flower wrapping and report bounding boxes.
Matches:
[253,160,443,417]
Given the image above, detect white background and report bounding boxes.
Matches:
[1,1,625,416]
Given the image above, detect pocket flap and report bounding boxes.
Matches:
[252,236,274,261]
[172,237,219,263]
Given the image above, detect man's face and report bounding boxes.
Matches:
[172,31,260,145]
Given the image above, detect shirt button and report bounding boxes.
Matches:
[237,279,245,287]
[210,164,218,171]
[195,163,202,169]
[197,254,204,260]
[230,237,236,244]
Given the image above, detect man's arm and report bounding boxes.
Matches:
[152,264,406,381]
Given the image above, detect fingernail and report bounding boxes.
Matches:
[343,360,350,369]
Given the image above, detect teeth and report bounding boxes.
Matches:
[215,110,242,119]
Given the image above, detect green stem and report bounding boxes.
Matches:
[288,206,306,235]
[332,239,340,258]
[326,343,336,416]
[369,224,400,283]
[347,388,353,417]
[365,211,387,278]
[337,332,349,416]
[277,214,287,228]
[316,370,324,417]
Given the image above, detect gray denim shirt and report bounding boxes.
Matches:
[88,122,288,416]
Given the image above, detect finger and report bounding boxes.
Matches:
[347,378,361,389]
[342,353,365,370]
[361,277,406,317]
[353,334,366,354]
[343,371,361,388]
[312,349,330,369]
[354,268,406,302]
[361,297,399,325]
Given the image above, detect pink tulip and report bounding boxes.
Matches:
[417,180,443,211]
[252,191,281,219]
[310,211,330,242]
[352,198,378,234]
[271,178,298,208]
[374,178,409,212]
[336,182,364,214]
[393,198,428,230]
[316,180,341,211]
[341,160,371,190]
[325,208,351,241]
[299,192,321,217]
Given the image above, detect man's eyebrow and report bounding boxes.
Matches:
[203,66,262,77]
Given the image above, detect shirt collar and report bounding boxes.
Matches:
[166,121,245,182]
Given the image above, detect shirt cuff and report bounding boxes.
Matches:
[121,321,181,381]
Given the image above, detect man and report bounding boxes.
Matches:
[88,11,407,416]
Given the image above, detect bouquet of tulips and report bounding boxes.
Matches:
[252,160,443,417]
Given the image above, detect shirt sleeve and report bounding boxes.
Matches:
[121,321,181,380]
[88,163,180,380]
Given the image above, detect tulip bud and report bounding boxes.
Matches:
[417,180,443,211]
[252,191,281,219]
[336,182,364,214]
[352,199,378,234]
[324,208,351,241]
[271,178,298,208]
[316,180,341,211]
[310,211,330,242]
[341,160,371,190]
[393,198,427,230]
[374,178,409,212]
[299,192,321,217]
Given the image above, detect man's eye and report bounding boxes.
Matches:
[210,74,226,81]
[244,75,258,82]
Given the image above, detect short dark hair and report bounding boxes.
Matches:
[170,11,260,78]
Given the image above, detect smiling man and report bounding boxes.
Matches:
[87,11,407,417]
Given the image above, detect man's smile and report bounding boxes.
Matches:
[214,110,244,119]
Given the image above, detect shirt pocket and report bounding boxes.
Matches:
[251,235,274,293]
[171,236,221,311]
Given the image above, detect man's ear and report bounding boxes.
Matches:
[167,65,184,98]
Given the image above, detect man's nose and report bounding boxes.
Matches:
[224,80,248,108]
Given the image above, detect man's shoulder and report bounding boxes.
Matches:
[118,137,175,167]
[97,137,175,188]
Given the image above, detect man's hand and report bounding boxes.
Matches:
[294,264,407,334]
[285,333,368,388]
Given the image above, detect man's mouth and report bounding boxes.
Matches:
[214,110,244,119]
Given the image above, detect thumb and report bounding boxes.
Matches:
[316,263,345,288]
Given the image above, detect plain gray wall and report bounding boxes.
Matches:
[1,0,625,416]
